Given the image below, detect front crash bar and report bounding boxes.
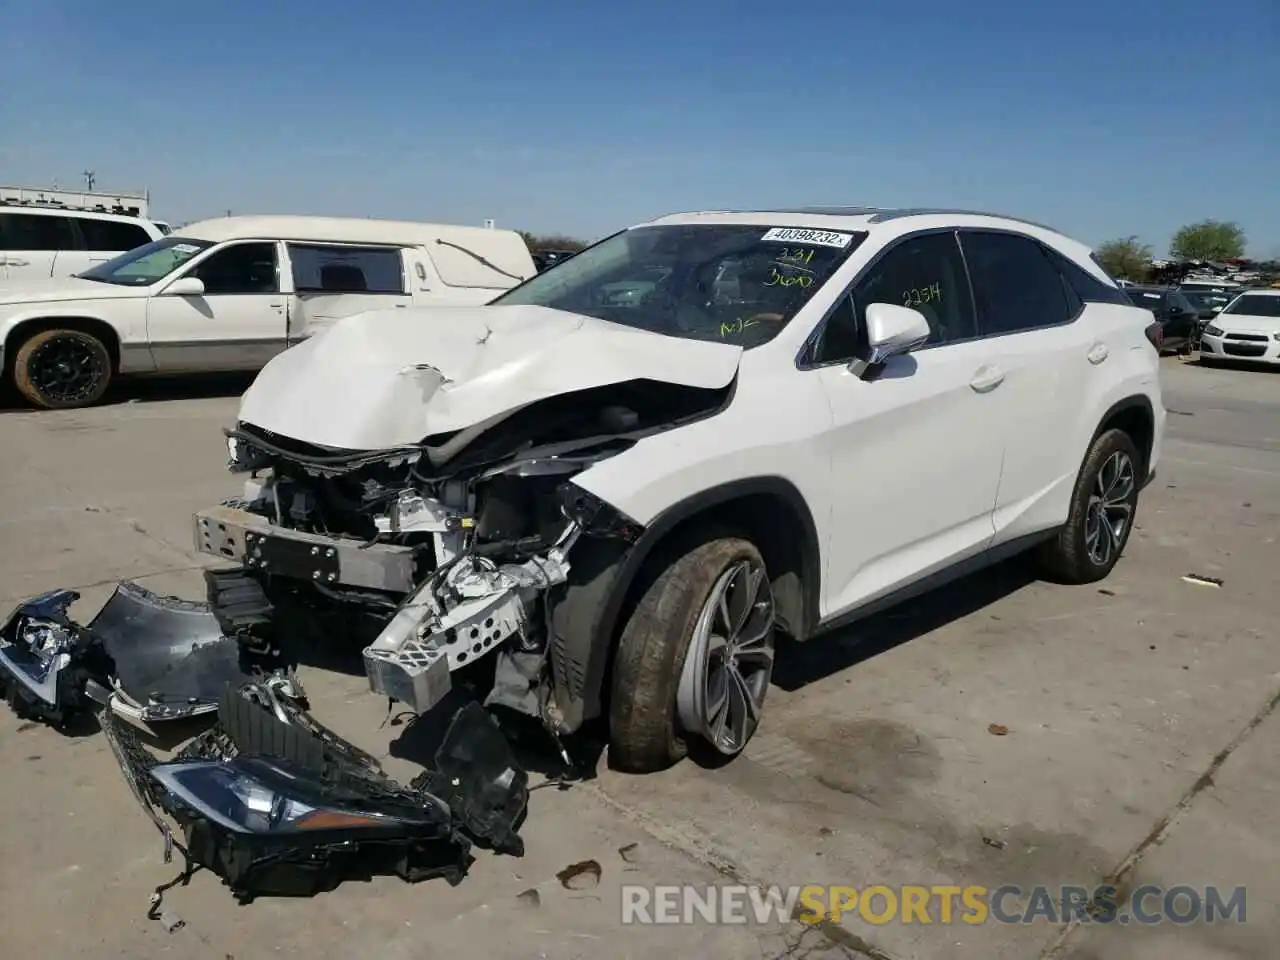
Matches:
[193,504,418,593]
[362,527,579,714]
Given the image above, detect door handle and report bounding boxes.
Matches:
[969,365,1005,393]
[1087,342,1109,365]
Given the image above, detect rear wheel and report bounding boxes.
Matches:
[12,328,113,409]
[608,536,776,773]
[1036,428,1142,584]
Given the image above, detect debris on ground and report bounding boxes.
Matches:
[1,573,547,908]
[0,581,295,729]
[1181,573,1224,588]
[987,723,1010,736]
[982,836,1007,850]
[556,859,602,890]
[101,679,530,904]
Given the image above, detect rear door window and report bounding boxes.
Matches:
[78,218,153,252]
[287,244,406,294]
[960,231,1077,336]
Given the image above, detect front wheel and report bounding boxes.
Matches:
[608,536,776,773]
[1036,428,1142,584]
[12,328,113,409]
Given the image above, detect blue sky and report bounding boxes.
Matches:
[1,0,1276,256]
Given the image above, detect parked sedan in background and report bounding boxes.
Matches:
[1124,285,1199,353]
[1200,290,1280,366]
[1180,288,1232,324]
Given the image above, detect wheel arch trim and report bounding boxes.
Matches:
[547,475,822,734]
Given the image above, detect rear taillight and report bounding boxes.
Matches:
[1144,322,1163,350]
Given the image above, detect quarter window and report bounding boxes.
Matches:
[961,232,1076,335]
[190,242,280,295]
[78,218,152,252]
[287,244,406,294]
[1049,249,1131,305]
[0,212,77,251]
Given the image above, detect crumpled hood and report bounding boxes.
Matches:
[236,305,743,450]
[0,277,143,305]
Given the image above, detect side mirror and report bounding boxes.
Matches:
[864,302,931,362]
[846,303,932,381]
[163,275,205,297]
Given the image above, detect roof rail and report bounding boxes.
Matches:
[0,198,146,217]
[753,206,1065,234]
[862,207,1063,232]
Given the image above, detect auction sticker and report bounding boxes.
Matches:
[760,227,854,249]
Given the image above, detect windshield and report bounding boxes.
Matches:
[491,224,867,347]
[1222,294,1280,318]
[1181,290,1231,310]
[77,236,212,286]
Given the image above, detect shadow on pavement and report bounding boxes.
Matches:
[772,557,1039,692]
[0,372,256,413]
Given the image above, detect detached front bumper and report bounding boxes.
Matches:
[0,580,287,729]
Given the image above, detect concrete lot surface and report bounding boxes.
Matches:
[0,357,1276,959]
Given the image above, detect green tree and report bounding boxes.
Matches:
[1169,220,1246,261]
[1095,236,1153,280]
[520,232,588,253]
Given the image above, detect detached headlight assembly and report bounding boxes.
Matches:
[19,617,74,663]
[149,755,440,835]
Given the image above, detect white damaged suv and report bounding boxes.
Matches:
[196,207,1166,772]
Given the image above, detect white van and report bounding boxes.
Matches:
[0,205,165,284]
[0,215,537,408]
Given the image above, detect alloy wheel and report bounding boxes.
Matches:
[27,335,108,406]
[676,558,776,755]
[1084,451,1136,566]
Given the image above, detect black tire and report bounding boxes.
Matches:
[12,327,113,409]
[1198,355,1219,367]
[1036,428,1142,584]
[608,535,768,774]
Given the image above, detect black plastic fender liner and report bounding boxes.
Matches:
[548,475,822,734]
[410,701,530,857]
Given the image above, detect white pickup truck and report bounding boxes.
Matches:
[0,215,537,408]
